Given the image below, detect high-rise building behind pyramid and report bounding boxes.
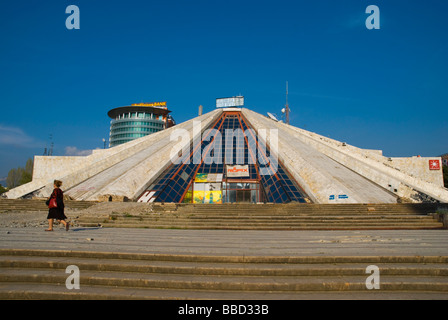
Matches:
[5,99,448,204]
[108,101,175,147]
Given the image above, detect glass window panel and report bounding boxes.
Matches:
[145,111,308,204]
[228,190,236,203]
[251,190,258,203]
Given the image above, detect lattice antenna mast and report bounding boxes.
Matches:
[285,81,290,125]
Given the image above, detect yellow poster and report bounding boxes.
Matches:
[195,173,208,183]
[205,190,222,204]
[193,190,222,204]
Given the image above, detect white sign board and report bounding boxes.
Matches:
[216,96,244,108]
[226,165,249,177]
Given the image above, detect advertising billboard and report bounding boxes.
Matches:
[216,96,244,108]
[226,165,249,177]
[131,102,167,108]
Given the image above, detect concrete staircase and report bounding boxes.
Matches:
[76,203,447,230]
[0,249,447,299]
[0,199,98,212]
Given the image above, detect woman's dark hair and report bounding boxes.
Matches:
[54,180,63,188]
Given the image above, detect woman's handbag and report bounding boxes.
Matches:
[48,197,58,209]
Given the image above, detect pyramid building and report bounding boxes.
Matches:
[5,103,448,204]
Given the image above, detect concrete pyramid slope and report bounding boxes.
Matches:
[242,108,448,204]
[63,109,220,201]
[243,109,395,204]
[5,107,447,204]
[5,109,222,201]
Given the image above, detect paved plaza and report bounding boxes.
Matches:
[1,227,447,257]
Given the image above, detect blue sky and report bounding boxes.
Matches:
[0,0,447,183]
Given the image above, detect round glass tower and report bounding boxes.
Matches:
[107,102,174,147]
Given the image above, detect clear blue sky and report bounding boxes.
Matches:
[1,0,447,183]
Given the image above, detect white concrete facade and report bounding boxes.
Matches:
[241,108,447,203]
[5,108,447,204]
[5,109,221,201]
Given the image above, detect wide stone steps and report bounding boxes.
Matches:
[103,216,438,223]
[0,199,97,212]
[154,204,444,216]
[78,224,443,231]
[0,249,447,299]
[77,218,442,231]
[76,203,446,230]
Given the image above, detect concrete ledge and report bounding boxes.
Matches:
[1,249,448,264]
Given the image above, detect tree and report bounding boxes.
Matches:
[0,184,7,195]
[6,158,33,189]
[20,158,33,185]
[6,168,21,189]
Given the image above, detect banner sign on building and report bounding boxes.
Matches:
[131,102,167,108]
[216,96,244,108]
[195,173,223,183]
[226,165,249,177]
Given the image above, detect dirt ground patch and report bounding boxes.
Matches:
[0,202,161,228]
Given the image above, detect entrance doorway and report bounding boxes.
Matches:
[222,180,261,203]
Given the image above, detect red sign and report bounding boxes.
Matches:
[226,165,249,177]
[429,160,440,170]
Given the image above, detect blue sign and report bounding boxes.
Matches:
[338,194,349,199]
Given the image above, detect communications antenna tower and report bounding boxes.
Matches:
[285,81,290,125]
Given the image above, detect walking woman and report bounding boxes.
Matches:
[45,180,69,231]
